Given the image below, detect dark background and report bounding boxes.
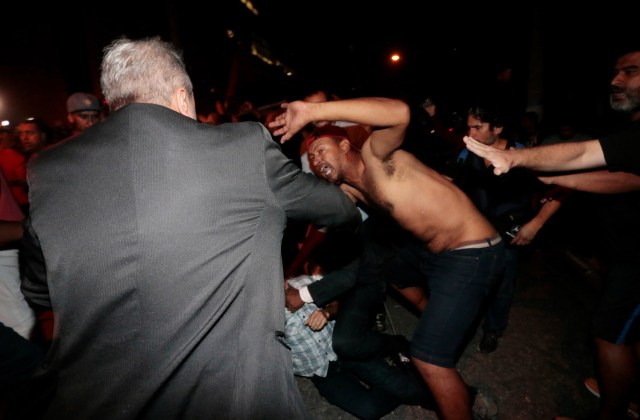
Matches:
[0,1,636,133]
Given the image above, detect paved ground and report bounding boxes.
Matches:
[295,207,608,419]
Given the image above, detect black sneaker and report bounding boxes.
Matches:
[477,331,499,354]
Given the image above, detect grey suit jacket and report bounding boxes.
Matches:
[21,103,359,419]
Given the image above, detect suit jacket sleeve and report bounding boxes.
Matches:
[306,257,359,307]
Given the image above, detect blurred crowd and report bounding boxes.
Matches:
[0,36,638,420]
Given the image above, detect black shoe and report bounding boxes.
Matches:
[477,331,499,354]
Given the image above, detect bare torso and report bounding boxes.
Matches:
[357,144,497,253]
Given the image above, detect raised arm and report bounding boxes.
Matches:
[463,136,606,175]
[269,97,410,159]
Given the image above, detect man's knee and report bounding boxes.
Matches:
[412,357,456,381]
[332,334,360,358]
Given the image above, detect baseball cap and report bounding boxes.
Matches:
[305,125,349,149]
[66,92,102,113]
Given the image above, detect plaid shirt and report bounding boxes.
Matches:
[284,275,338,377]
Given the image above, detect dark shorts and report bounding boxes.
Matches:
[592,262,640,345]
[410,242,505,368]
[385,241,426,290]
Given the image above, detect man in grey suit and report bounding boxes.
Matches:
[19,36,359,419]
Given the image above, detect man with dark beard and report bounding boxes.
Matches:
[464,46,640,420]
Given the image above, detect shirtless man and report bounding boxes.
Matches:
[270,97,505,420]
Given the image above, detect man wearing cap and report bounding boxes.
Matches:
[271,97,505,420]
[65,92,103,138]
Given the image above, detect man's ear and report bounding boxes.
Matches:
[171,87,196,119]
[494,126,503,136]
[339,139,351,153]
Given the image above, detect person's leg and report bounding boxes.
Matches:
[343,358,436,409]
[311,361,401,420]
[411,244,505,419]
[332,216,407,361]
[480,247,518,352]
[594,338,637,419]
[591,262,640,419]
[332,280,407,361]
[412,359,470,419]
[0,321,45,417]
[385,239,428,313]
[483,247,518,333]
[389,284,428,312]
[0,322,44,390]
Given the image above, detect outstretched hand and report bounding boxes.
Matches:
[268,101,312,144]
[463,136,515,175]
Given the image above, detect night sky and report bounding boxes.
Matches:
[0,1,635,130]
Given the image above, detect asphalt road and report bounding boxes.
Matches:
[296,217,606,419]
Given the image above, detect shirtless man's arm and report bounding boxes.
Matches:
[270,97,410,160]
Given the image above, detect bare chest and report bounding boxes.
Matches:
[361,157,402,215]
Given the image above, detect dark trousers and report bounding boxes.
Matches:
[0,322,43,392]
[0,322,45,418]
[311,358,434,420]
[482,246,519,334]
[332,279,402,361]
[331,216,404,361]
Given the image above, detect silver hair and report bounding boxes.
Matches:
[100,36,194,111]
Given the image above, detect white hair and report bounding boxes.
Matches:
[100,36,194,111]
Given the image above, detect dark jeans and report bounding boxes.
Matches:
[482,246,519,334]
[411,242,505,368]
[311,358,434,420]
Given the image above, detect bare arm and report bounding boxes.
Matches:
[463,136,606,175]
[538,170,640,193]
[511,199,562,246]
[269,98,410,159]
[0,220,23,247]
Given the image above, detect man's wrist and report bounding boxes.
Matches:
[299,286,313,303]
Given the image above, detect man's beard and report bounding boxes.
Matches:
[610,86,640,113]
